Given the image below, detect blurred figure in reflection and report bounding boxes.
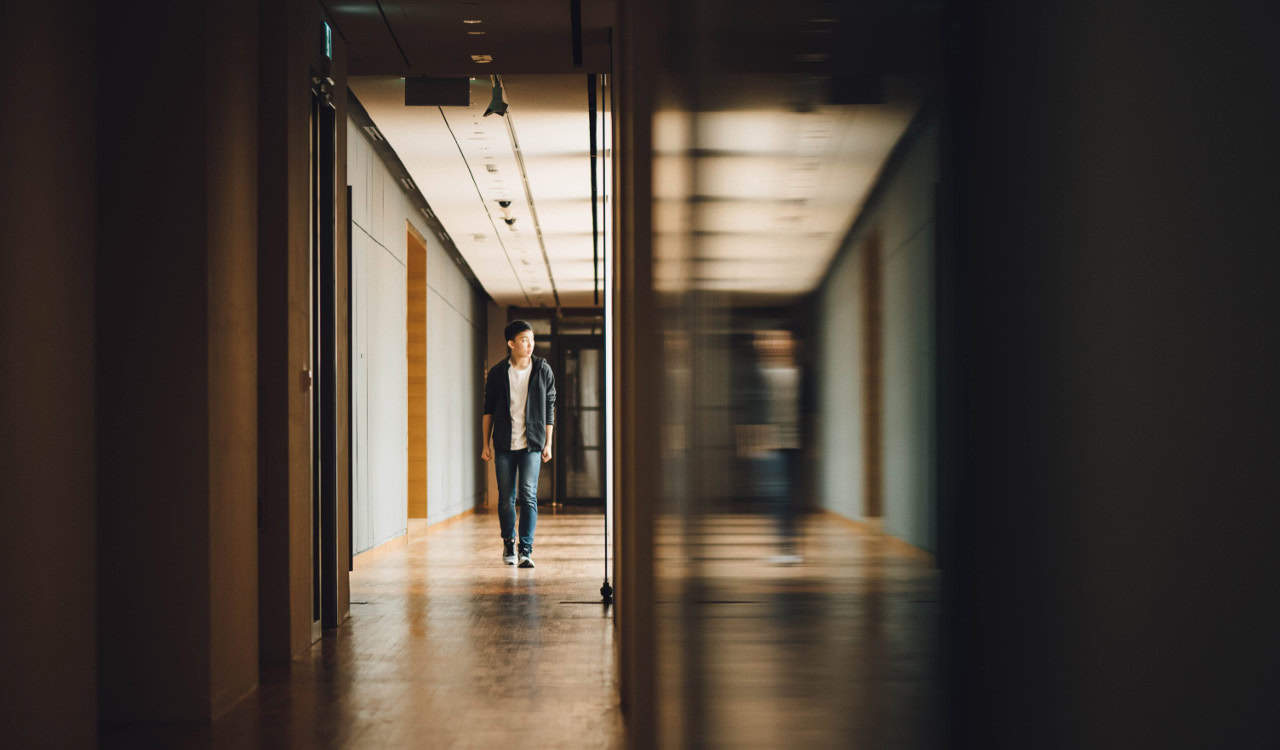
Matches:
[736,329,803,563]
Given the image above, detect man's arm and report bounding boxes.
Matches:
[481,365,496,461]
[542,366,556,463]
[544,366,556,425]
[481,414,493,462]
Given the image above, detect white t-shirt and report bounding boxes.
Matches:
[508,361,533,450]
[762,365,800,450]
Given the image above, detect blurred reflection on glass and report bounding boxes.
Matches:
[644,0,943,746]
[745,329,803,563]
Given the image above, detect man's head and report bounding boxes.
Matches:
[505,320,535,360]
[754,329,795,366]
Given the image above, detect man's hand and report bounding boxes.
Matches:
[480,414,493,462]
[541,445,553,463]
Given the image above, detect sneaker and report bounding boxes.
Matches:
[518,549,535,568]
[503,540,516,565]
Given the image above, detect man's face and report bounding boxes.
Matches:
[755,331,795,366]
[509,330,535,359]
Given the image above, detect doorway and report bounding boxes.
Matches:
[557,336,606,504]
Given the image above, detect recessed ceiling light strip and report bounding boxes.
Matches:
[438,105,532,306]
[501,93,561,309]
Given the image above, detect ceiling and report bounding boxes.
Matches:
[351,74,606,307]
[327,1,614,75]
[652,85,920,297]
[337,1,933,304]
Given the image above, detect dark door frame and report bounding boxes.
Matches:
[310,74,341,635]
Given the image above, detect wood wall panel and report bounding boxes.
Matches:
[407,226,428,519]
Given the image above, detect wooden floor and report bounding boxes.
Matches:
[101,509,938,749]
[654,513,940,749]
[103,508,622,749]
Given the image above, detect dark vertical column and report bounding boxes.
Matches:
[332,30,353,623]
[206,0,262,716]
[257,0,292,663]
[943,1,1280,746]
[615,1,661,746]
[96,0,260,722]
[0,2,98,745]
[348,184,355,571]
[96,0,214,721]
[259,0,350,661]
[315,85,341,631]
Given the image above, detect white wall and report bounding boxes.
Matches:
[424,267,484,524]
[818,246,866,521]
[817,117,938,552]
[880,122,938,550]
[350,120,407,554]
[349,117,487,553]
[484,301,505,509]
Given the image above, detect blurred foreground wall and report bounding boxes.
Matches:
[943,1,1280,746]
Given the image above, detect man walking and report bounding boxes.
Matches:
[482,320,556,568]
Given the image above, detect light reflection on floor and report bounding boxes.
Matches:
[101,508,936,749]
[656,513,940,749]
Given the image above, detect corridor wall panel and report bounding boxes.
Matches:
[95,0,263,721]
[880,122,938,552]
[425,253,483,524]
[0,2,97,743]
[817,115,938,552]
[366,239,408,548]
[352,225,373,553]
[818,247,867,521]
[484,301,507,508]
[257,0,352,661]
[944,3,1280,742]
[348,115,486,550]
[350,122,407,553]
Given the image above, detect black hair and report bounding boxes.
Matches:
[504,319,533,342]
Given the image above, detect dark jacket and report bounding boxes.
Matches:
[484,356,556,452]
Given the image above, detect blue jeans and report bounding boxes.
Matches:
[752,449,798,545]
[495,449,541,552]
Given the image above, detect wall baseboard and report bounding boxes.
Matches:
[353,508,480,569]
[819,510,934,564]
[352,531,408,570]
[420,507,475,535]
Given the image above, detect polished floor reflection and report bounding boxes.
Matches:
[656,513,940,749]
[99,510,936,749]
[103,509,621,749]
